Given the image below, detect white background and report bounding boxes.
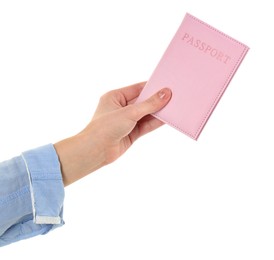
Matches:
[0,0,273,259]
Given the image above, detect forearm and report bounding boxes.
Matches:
[54,131,106,186]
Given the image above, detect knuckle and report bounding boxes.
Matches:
[127,104,141,121]
[146,95,159,108]
[99,90,114,103]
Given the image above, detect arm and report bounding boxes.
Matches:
[0,82,171,246]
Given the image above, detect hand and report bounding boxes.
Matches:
[54,82,172,186]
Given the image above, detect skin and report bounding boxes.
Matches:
[54,82,172,186]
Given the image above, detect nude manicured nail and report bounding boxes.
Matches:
[158,88,171,99]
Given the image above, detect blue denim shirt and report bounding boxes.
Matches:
[0,144,65,247]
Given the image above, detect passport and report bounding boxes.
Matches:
[136,13,249,140]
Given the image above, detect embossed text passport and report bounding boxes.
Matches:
[136,13,249,140]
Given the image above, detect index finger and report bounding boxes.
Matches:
[116,81,146,103]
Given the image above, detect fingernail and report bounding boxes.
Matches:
[158,88,170,100]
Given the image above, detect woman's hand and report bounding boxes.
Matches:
[54,82,172,186]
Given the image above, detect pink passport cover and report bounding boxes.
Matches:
[136,13,249,140]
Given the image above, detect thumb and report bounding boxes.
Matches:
[127,88,172,121]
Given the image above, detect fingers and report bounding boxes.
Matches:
[116,81,147,103]
[125,88,172,122]
[128,115,165,143]
[93,81,147,119]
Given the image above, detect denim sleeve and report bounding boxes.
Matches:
[0,144,65,247]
